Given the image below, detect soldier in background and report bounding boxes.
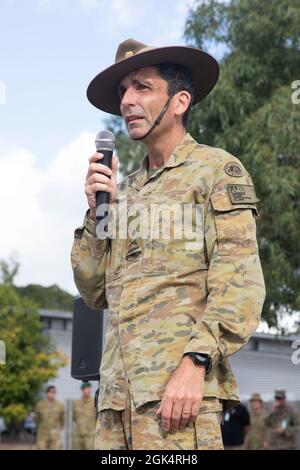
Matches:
[221,403,250,450]
[73,382,96,450]
[266,390,300,450]
[244,393,268,450]
[35,385,65,450]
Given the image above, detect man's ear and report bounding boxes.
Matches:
[174,91,191,118]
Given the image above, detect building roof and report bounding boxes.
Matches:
[39,309,73,320]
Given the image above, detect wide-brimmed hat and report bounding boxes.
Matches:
[87,38,219,115]
[250,393,263,402]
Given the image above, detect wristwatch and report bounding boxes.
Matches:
[183,352,212,374]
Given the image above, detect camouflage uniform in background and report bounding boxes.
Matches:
[266,403,300,450]
[35,399,65,450]
[244,393,268,450]
[73,396,96,450]
[245,411,268,450]
[71,132,266,450]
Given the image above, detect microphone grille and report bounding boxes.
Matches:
[95,130,115,151]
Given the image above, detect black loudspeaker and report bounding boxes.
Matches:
[71,296,107,381]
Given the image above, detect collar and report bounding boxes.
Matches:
[131,132,198,190]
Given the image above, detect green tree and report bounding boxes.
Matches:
[16,284,74,311]
[0,257,20,285]
[0,284,66,427]
[104,0,300,327]
[0,255,74,311]
[107,116,146,177]
[185,0,300,326]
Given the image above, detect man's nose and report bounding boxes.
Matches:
[120,87,136,109]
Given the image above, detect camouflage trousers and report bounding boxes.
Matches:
[95,382,224,450]
[36,431,62,450]
[73,433,95,450]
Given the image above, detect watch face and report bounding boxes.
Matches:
[195,354,205,362]
[195,354,208,364]
[186,353,210,370]
[194,354,211,372]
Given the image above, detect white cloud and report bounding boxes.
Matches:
[0,80,6,105]
[32,0,188,43]
[108,0,144,28]
[79,0,100,7]
[150,1,192,46]
[79,0,144,37]
[0,133,97,295]
[35,0,144,29]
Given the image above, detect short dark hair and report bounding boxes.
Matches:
[47,385,56,393]
[154,63,194,129]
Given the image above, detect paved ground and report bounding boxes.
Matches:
[0,442,36,450]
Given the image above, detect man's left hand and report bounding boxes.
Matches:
[156,355,205,432]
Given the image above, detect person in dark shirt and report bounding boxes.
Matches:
[221,403,251,450]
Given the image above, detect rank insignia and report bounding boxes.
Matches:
[228,184,260,204]
[224,162,244,177]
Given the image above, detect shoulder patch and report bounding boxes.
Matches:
[224,162,244,177]
[228,184,260,204]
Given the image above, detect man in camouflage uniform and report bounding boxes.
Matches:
[266,390,300,450]
[71,38,265,450]
[244,393,268,450]
[73,382,96,450]
[35,385,65,450]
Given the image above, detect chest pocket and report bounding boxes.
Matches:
[141,191,207,273]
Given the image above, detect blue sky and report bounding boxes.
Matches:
[0,0,294,333]
[0,0,199,294]
[0,0,236,301]
[0,0,193,166]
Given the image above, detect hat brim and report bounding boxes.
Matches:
[87,46,219,115]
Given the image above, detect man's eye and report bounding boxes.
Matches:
[137,84,149,90]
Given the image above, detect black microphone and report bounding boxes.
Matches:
[94,130,115,235]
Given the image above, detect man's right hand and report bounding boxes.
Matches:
[85,153,119,221]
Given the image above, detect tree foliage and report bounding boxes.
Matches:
[0,256,74,311]
[16,284,74,312]
[0,284,66,426]
[107,0,300,327]
[107,116,146,177]
[0,258,20,286]
[185,0,300,326]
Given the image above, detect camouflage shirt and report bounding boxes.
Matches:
[71,132,265,412]
[35,399,65,434]
[266,405,300,449]
[73,397,96,436]
[244,410,268,450]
